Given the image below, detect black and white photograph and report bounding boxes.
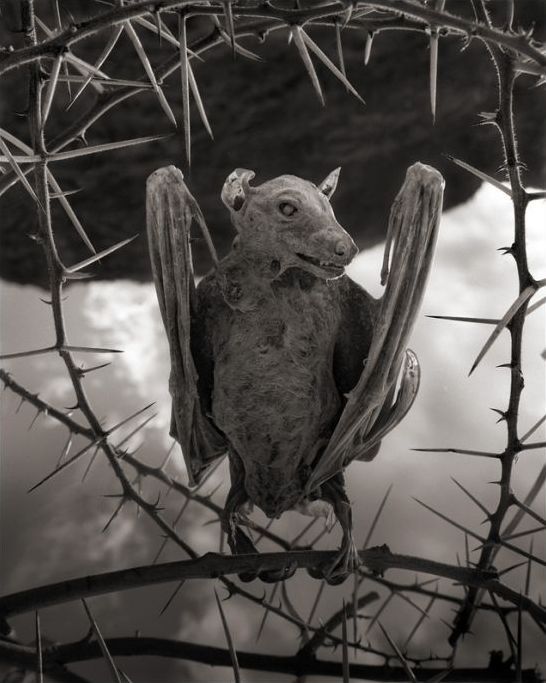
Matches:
[0,1,545,681]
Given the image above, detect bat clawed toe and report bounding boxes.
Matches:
[326,537,360,585]
[228,527,259,582]
[226,525,257,555]
[259,560,298,583]
[308,537,359,585]
[238,570,258,583]
[306,563,326,581]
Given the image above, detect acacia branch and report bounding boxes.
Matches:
[0,367,293,551]
[8,8,392,649]
[359,570,507,615]
[0,636,540,682]
[1,366,514,648]
[448,0,541,648]
[0,14,418,199]
[1,1,544,76]
[299,591,379,657]
[0,369,92,438]
[2,1,545,676]
[1,549,545,626]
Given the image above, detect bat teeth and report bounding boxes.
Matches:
[296,252,344,272]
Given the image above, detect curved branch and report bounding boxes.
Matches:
[0,1,544,76]
[0,636,541,682]
[1,549,544,626]
[0,15,419,198]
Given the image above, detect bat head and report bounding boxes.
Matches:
[221,168,358,279]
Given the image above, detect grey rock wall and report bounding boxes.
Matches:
[0,3,544,286]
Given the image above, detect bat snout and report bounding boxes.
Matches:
[294,227,357,278]
[333,235,358,265]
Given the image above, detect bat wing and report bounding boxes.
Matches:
[146,166,227,486]
[305,163,444,494]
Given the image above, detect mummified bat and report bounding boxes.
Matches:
[146,163,444,584]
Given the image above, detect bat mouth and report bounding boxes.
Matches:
[295,252,345,277]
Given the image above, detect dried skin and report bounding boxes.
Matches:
[146,164,444,581]
[204,267,347,517]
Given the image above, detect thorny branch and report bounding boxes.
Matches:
[1,368,539,610]
[447,0,545,649]
[0,0,545,680]
[9,0,320,669]
[1,549,545,626]
[0,13,421,199]
[1,1,545,77]
[0,636,541,682]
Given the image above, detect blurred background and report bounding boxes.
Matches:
[0,1,545,681]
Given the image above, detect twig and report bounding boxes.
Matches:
[299,591,379,657]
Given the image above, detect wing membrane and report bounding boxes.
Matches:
[306,163,444,493]
[147,166,226,486]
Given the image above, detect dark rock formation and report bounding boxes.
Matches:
[0,2,544,286]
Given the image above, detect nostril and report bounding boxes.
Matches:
[335,241,347,257]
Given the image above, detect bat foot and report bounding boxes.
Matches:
[231,526,258,554]
[325,537,359,585]
[228,527,259,582]
[259,560,298,583]
[308,537,359,585]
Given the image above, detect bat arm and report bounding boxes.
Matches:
[147,166,226,487]
[350,349,420,461]
[305,163,445,495]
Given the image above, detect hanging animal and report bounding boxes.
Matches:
[146,162,444,584]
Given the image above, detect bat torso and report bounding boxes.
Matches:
[199,256,346,517]
[148,165,440,576]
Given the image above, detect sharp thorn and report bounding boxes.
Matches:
[364,31,373,65]
[159,580,186,616]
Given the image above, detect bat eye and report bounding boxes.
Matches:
[279,202,297,217]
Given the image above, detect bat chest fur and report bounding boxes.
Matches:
[211,270,342,516]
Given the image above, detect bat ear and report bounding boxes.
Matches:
[221,168,256,212]
[318,167,341,199]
